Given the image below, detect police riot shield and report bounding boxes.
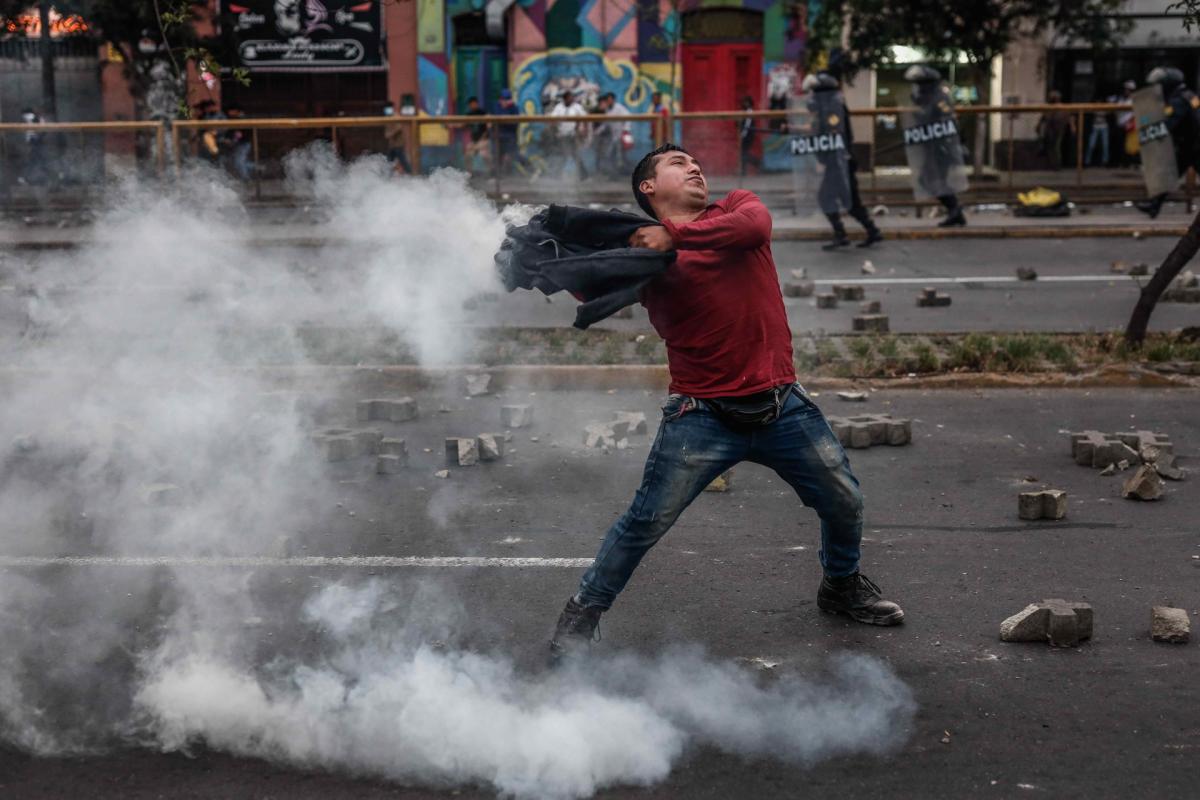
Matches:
[789,91,853,215]
[1133,85,1180,198]
[902,83,969,200]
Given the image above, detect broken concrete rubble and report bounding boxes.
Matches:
[1000,599,1093,646]
[1016,267,1037,281]
[376,454,404,474]
[852,314,889,333]
[501,404,534,429]
[1122,465,1164,501]
[836,391,868,402]
[444,437,479,467]
[612,411,648,435]
[357,397,418,423]
[464,374,492,397]
[1151,606,1190,643]
[859,300,882,314]
[917,287,952,307]
[378,438,407,459]
[1068,429,1173,470]
[583,420,631,449]
[476,433,504,462]
[1018,489,1067,521]
[816,293,838,309]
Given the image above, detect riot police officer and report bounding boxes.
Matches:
[802,71,883,249]
[904,65,967,227]
[1136,66,1200,219]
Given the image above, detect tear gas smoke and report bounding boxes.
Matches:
[0,150,914,796]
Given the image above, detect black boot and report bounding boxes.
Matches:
[817,572,905,626]
[1136,194,1166,219]
[548,596,603,663]
[822,213,851,250]
[850,206,884,247]
[937,206,966,227]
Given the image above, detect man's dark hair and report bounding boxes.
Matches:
[631,143,689,218]
[467,96,479,104]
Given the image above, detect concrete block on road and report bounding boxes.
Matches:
[320,435,359,462]
[501,404,534,429]
[353,429,383,456]
[1122,465,1164,500]
[859,300,882,314]
[1127,262,1149,276]
[476,433,505,462]
[816,293,838,309]
[612,411,648,435]
[357,397,418,423]
[376,454,405,474]
[852,314,889,333]
[1151,606,1190,643]
[1018,489,1067,520]
[836,391,868,402]
[1000,599,1092,646]
[783,280,816,298]
[445,437,479,467]
[917,287,952,307]
[832,284,866,301]
[379,438,407,458]
[1016,267,1037,281]
[583,422,620,449]
[829,414,912,448]
[464,374,492,397]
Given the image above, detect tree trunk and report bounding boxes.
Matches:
[1124,207,1200,346]
[38,3,57,118]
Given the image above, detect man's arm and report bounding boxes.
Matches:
[659,190,772,251]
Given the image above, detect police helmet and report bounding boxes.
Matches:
[904,65,941,83]
[1146,66,1184,87]
[801,72,840,92]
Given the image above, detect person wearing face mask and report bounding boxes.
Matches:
[384,95,417,175]
[548,143,905,662]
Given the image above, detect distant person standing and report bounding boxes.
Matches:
[550,90,588,180]
[738,96,763,176]
[1085,92,1110,167]
[651,90,670,143]
[19,108,46,185]
[595,92,632,176]
[495,88,538,178]
[1036,91,1073,171]
[463,96,491,173]
[383,97,415,176]
[222,104,253,181]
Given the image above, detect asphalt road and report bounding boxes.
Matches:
[1,386,1197,798]
[503,237,1200,335]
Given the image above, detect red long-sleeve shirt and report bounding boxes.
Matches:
[641,190,796,398]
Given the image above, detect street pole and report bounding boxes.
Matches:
[39,4,57,118]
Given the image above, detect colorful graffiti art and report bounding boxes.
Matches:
[511,47,657,159]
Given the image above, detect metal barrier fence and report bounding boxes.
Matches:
[3,104,1195,207]
[0,120,164,194]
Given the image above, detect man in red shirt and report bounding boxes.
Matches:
[550,144,904,660]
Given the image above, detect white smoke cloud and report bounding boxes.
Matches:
[137,580,914,800]
[0,156,915,796]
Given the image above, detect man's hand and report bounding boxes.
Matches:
[629,225,673,251]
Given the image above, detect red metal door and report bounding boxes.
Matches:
[681,43,762,175]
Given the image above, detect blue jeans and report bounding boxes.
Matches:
[1086,125,1109,166]
[577,384,864,609]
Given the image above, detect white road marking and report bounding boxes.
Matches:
[0,555,594,569]
[811,275,1138,286]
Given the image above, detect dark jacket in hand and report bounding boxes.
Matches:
[495,204,674,329]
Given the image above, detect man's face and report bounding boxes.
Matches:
[642,150,707,210]
[562,93,574,106]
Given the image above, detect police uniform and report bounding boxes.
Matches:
[1138,67,1200,218]
[802,72,884,249]
[905,65,966,227]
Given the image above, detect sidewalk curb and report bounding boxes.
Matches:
[772,226,1187,242]
[239,363,1197,393]
[4,225,1186,251]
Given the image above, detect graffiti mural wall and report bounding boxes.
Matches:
[412,0,822,168]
